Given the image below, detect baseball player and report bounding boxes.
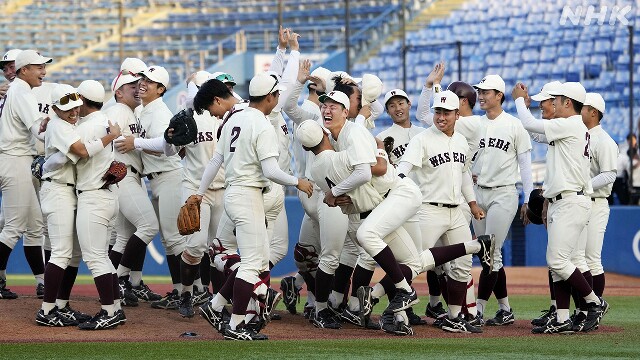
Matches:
[513,81,603,334]
[196,72,312,340]
[103,57,147,110]
[106,71,162,306]
[396,90,487,333]
[115,66,186,310]
[36,83,120,327]
[72,80,125,330]
[0,50,51,299]
[464,75,534,326]
[565,93,616,331]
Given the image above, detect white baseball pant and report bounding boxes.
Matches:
[182,182,224,262]
[264,183,287,266]
[584,198,609,276]
[149,169,185,256]
[39,182,81,269]
[317,189,350,275]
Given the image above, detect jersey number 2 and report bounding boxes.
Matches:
[229,127,241,152]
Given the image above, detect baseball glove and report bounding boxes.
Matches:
[31,155,46,180]
[177,195,201,235]
[165,108,198,146]
[526,189,545,225]
[383,136,395,159]
[101,161,127,188]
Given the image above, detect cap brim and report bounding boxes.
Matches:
[546,90,563,96]
[54,99,83,111]
[431,104,458,110]
[531,93,554,102]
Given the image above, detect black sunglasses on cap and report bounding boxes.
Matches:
[55,93,80,105]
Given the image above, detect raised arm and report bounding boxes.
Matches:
[282,59,321,125]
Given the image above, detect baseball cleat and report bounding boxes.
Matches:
[223,324,268,341]
[36,308,78,327]
[467,312,485,327]
[260,288,282,323]
[0,278,18,299]
[280,276,300,314]
[485,308,515,326]
[57,303,92,323]
[341,308,363,327]
[178,291,195,318]
[77,309,120,330]
[599,298,610,322]
[131,281,162,302]
[303,303,315,319]
[36,283,45,299]
[357,286,376,325]
[406,306,427,325]
[425,302,447,319]
[151,289,180,310]
[312,308,342,329]
[531,305,557,326]
[386,287,419,313]
[199,302,227,333]
[582,302,603,332]
[192,289,212,307]
[476,234,496,274]
[379,311,414,336]
[571,311,587,332]
[118,277,139,307]
[442,313,483,333]
[115,309,127,326]
[532,319,574,334]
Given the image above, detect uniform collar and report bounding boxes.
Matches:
[142,97,165,111]
[12,77,30,90]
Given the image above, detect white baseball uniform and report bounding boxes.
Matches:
[471,111,532,271]
[104,103,158,254]
[138,97,185,256]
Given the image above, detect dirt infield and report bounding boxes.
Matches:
[0,267,635,343]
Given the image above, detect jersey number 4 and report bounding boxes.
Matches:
[229,126,241,152]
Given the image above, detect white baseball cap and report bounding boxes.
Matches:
[547,82,586,104]
[111,73,139,92]
[120,57,147,75]
[78,80,105,103]
[473,74,506,94]
[192,71,212,87]
[1,49,22,67]
[14,49,52,70]
[531,81,562,102]
[431,90,460,110]
[383,89,410,107]
[584,92,605,113]
[310,66,331,85]
[319,90,350,110]
[296,119,327,148]
[52,84,82,112]
[249,72,286,97]
[139,65,170,88]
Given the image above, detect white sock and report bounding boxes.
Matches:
[183,284,193,294]
[584,291,601,305]
[42,302,56,314]
[230,314,244,330]
[497,297,511,311]
[449,304,462,319]
[477,299,488,315]
[173,283,182,292]
[129,271,142,287]
[556,308,570,322]
[114,299,122,311]
[307,291,315,306]
[372,284,386,299]
[348,296,360,311]
[56,299,69,309]
[35,274,44,285]
[330,291,344,307]
[0,270,6,280]
[551,300,557,308]
[193,278,203,292]
[466,278,477,316]
[210,293,229,312]
[464,240,481,254]
[116,265,131,279]
[294,273,305,288]
[429,295,441,307]
[315,301,328,313]
[102,304,116,316]
[394,278,411,292]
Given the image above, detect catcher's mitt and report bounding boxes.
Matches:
[102,161,127,188]
[31,155,46,180]
[177,195,201,235]
[166,108,198,146]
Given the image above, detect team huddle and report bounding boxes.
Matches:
[0,28,615,339]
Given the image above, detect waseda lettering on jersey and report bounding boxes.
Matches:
[193,131,214,144]
[429,152,466,167]
[38,103,50,114]
[391,143,408,159]
[478,137,510,152]
[128,123,142,134]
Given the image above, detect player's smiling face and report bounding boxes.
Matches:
[117,82,140,110]
[19,64,46,88]
[347,86,361,118]
[433,107,458,136]
[386,97,410,124]
[2,61,16,82]
[53,105,80,125]
[540,98,555,119]
[477,89,501,111]
[321,99,348,136]
[138,76,164,105]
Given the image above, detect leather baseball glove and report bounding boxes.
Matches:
[165,108,198,146]
[177,195,201,235]
[102,161,127,188]
[31,155,46,180]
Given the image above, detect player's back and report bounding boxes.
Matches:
[75,111,114,191]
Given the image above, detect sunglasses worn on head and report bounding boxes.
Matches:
[215,73,235,83]
[55,93,80,105]
[266,74,279,95]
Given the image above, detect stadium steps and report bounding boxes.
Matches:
[48,6,193,76]
[0,0,33,16]
[405,0,468,32]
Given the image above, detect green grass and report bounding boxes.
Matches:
[2,294,639,360]
[6,274,171,286]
